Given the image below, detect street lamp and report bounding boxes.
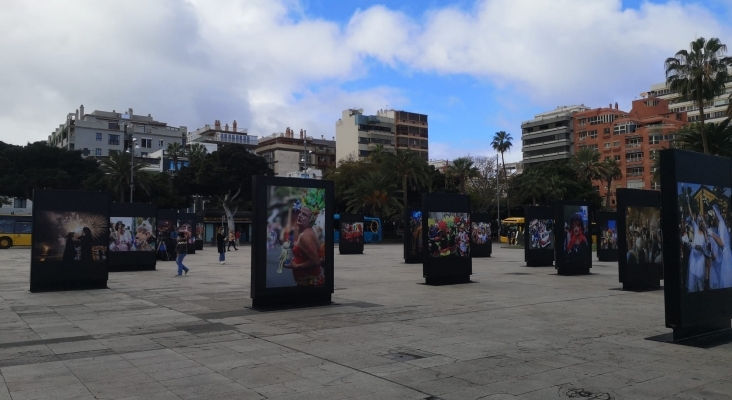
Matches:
[300,138,313,178]
[124,125,139,203]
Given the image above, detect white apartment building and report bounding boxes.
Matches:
[521,105,591,165]
[335,108,396,162]
[48,106,187,158]
[648,70,731,125]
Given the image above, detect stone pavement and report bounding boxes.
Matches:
[0,244,730,400]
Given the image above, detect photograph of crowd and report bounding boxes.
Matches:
[600,220,618,250]
[109,217,156,252]
[341,222,364,243]
[427,213,470,258]
[625,207,661,265]
[33,211,108,263]
[529,219,554,250]
[266,186,326,288]
[678,183,732,292]
[471,222,491,245]
[563,206,590,263]
[409,211,423,256]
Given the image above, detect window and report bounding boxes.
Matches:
[613,155,621,162]
[626,153,643,163]
[141,138,152,148]
[589,114,618,125]
[613,141,620,147]
[627,167,644,177]
[603,128,610,134]
[589,144,598,150]
[649,135,660,145]
[588,130,598,139]
[614,121,638,135]
[651,182,661,190]
[95,148,102,156]
[627,180,644,189]
[604,142,611,148]
[159,139,164,147]
[96,133,102,141]
[578,131,587,140]
[108,134,120,145]
[627,138,642,148]
[13,199,27,209]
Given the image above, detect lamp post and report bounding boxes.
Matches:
[124,124,139,203]
[300,138,313,179]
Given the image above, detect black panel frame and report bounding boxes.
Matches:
[108,203,158,272]
[30,190,109,292]
[251,176,334,309]
[404,208,424,264]
[595,211,619,262]
[617,189,663,290]
[660,149,732,340]
[156,209,178,261]
[422,193,472,285]
[470,213,492,258]
[554,200,593,275]
[338,214,364,255]
[524,206,555,267]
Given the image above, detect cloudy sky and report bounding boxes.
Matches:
[2,0,731,162]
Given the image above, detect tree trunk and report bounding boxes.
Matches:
[402,175,408,210]
[221,188,242,235]
[501,152,510,217]
[698,91,708,154]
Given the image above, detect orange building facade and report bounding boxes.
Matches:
[573,97,687,207]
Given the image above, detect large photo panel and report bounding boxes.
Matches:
[404,208,424,263]
[595,211,618,262]
[471,213,492,257]
[554,201,592,274]
[422,193,472,281]
[108,203,157,271]
[31,190,110,292]
[524,206,555,267]
[339,214,364,255]
[177,213,197,254]
[156,209,178,261]
[251,176,334,307]
[616,188,663,288]
[660,149,732,336]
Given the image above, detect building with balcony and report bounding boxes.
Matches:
[574,98,687,206]
[255,128,336,177]
[335,108,429,162]
[48,106,187,158]
[187,120,258,152]
[647,69,731,125]
[521,105,590,165]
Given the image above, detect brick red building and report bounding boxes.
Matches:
[573,97,687,207]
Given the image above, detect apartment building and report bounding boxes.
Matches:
[187,120,258,152]
[574,98,687,206]
[48,106,187,158]
[335,108,428,162]
[648,70,731,125]
[521,105,590,165]
[256,128,336,177]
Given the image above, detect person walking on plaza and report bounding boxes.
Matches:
[235,230,241,246]
[175,234,189,276]
[217,227,226,265]
[228,230,238,251]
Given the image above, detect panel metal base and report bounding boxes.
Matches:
[30,279,108,293]
[672,320,732,342]
[425,275,471,286]
[557,266,591,276]
[251,294,332,311]
[622,279,661,291]
[526,261,553,267]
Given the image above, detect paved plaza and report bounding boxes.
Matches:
[0,244,730,400]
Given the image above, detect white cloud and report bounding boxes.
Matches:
[0,0,729,155]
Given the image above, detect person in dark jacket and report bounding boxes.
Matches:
[217,227,226,265]
[175,234,189,276]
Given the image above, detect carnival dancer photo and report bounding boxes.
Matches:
[564,206,589,264]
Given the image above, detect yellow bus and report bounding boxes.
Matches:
[0,214,32,249]
[500,217,525,244]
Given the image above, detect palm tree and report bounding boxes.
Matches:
[599,158,622,210]
[447,157,479,194]
[186,143,208,163]
[166,142,184,171]
[519,168,546,205]
[491,131,513,216]
[571,148,605,182]
[673,118,732,157]
[100,151,151,202]
[383,149,429,209]
[544,175,566,202]
[344,171,402,218]
[368,144,389,164]
[665,37,732,154]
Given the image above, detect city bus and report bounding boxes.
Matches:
[333,214,382,243]
[0,214,33,249]
[500,217,524,244]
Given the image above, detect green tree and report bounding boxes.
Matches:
[599,158,622,210]
[446,157,479,194]
[166,142,184,171]
[571,147,605,182]
[324,157,379,213]
[367,144,389,164]
[491,131,513,216]
[383,149,430,209]
[665,37,732,154]
[186,143,209,163]
[175,145,272,234]
[99,151,153,202]
[466,156,498,213]
[673,118,732,157]
[344,171,402,218]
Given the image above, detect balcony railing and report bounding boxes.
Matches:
[215,133,258,145]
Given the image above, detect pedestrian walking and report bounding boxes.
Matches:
[217,227,226,264]
[175,234,189,276]
[235,230,241,246]
[228,230,238,251]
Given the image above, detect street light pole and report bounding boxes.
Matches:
[124,123,137,203]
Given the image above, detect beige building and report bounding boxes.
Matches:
[648,69,731,125]
[187,120,258,152]
[256,128,336,177]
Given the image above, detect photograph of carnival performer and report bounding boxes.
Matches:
[427,213,470,257]
[529,219,554,250]
[266,186,326,288]
[33,211,107,263]
[109,218,134,251]
[134,217,156,251]
[600,220,618,250]
[563,206,589,263]
[410,211,423,256]
[678,183,732,292]
[341,222,364,243]
[625,208,661,265]
[471,222,491,245]
[178,221,195,245]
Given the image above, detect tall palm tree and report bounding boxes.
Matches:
[344,171,402,218]
[665,37,732,154]
[186,143,208,163]
[571,147,605,182]
[599,158,622,210]
[99,151,151,202]
[673,118,732,157]
[447,157,479,194]
[491,131,513,216]
[368,144,389,164]
[166,142,184,171]
[383,149,429,209]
